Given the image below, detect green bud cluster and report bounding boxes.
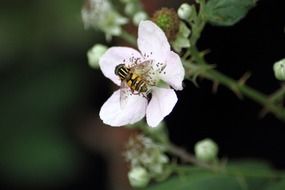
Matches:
[120,0,148,26]
[125,135,169,188]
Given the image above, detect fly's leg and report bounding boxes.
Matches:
[131,89,150,100]
[130,89,140,95]
[132,91,140,95]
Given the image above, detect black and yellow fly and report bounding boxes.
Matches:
[115,61,153,94]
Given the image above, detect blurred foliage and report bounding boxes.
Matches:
[265,179,285,190]
[0,63,81,184]
[146,160,285,190]
[0,0,98,64]
[0,0,103,187]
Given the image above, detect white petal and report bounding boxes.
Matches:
[99,90,147,126]
[146,87,177,127]
[160,51,185,90]
[137,20,170,63]
[99,47,142,85]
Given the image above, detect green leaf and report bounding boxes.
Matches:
[226,160,277,190]
[265,179,285,190]
[146,160,285,190]
[204,0,257,26]
[0,62,84,185]
[226,160,278,178]
[146,168,243,190]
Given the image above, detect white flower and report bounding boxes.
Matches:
[81,0,128,41]
[99,20,185,127]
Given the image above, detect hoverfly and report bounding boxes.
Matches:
[115,60,155,107]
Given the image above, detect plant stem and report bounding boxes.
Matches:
[168,143,285,179]
[119,26,285,121]
[120,30,137,46]
[186,46,285,122]
[269,85,285,103]
[167,143,222,172]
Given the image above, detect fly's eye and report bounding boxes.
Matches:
[115,64,125,75]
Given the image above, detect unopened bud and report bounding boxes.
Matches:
[178,3,193,20]
[125,3,136,15]
[273,58,285,80]
[195,138,218,162]
[87,44,107,69]
[128,166,150,188]
[133,11,148,25]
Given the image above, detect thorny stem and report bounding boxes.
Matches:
[269,85,285,103]
[185,46,285,122]
[120,29,285,122]
[135,122,223,172]
[120,29,285,179]
[184,3,285,121]
[167,143,285,179]
[118,3,285,184]
[167,143,222,172]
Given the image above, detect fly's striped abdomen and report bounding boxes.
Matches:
[129,73,148,93]
[115,63,148,93]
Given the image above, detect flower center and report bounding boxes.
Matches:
[124,54,166,86]
[115,52,167,102]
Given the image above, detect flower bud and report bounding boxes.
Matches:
[133,11,148,25]
[87,44,107,69]
[152,8,180,41]
[128,166,150,188]
[273,58,285,80]
[125,3,137,15]
[194,138,218,162]
[125,134,169,181]
[178,3,193,20]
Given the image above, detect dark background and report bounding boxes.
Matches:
[171,0,285,167]
[0,0,284,189]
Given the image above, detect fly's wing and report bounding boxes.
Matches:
[119,81,132,109]
[131,59,156,86]
[130,60,154,76]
